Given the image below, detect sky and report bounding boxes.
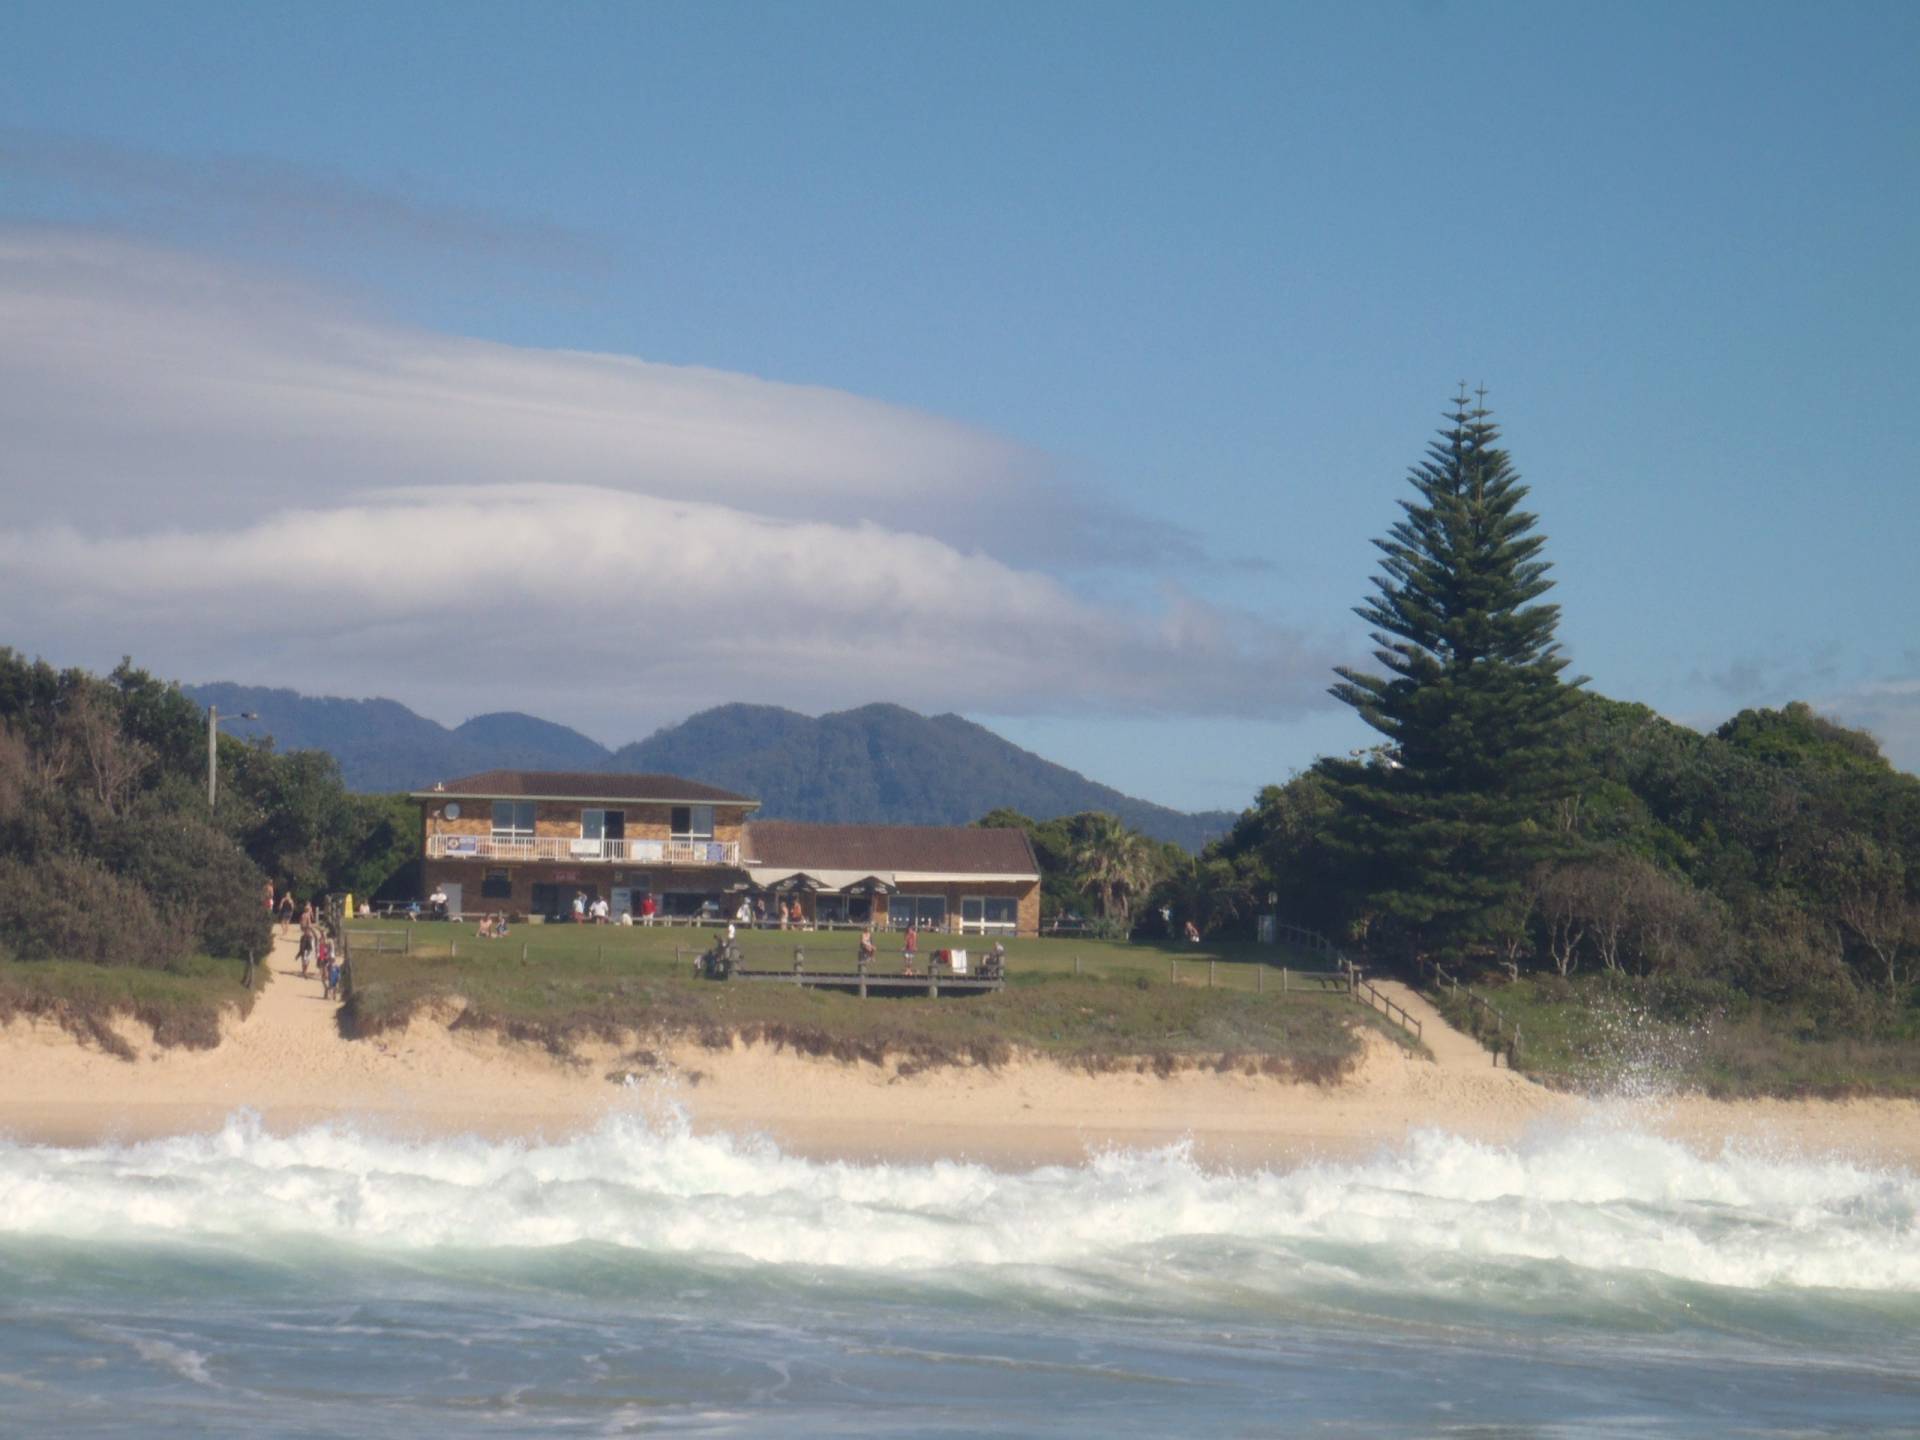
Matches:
[1,1,1916,811]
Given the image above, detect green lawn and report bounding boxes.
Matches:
[0,952,263,1055]
[1432,971,1920,1099]
[342,920,1399,1079]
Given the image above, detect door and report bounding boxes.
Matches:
[441,883,463,921]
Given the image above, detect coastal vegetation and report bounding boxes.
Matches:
[0,649,412,1045]
[1175,394,1920,1093]
[340,922,1390,1080]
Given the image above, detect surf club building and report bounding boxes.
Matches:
[411,770,1043,935]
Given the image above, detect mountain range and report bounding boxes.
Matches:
[183,685,1238,851]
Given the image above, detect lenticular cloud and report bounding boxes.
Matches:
[0,230,1335,726]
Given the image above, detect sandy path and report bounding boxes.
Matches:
[1371,979,1505,1070]
[3,940,1918,1170]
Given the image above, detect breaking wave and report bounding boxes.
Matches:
[2,1107,1915,1300]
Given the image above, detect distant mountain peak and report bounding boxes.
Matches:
[179,685,1234,850]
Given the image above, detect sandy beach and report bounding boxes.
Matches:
[4,934,1917,1169]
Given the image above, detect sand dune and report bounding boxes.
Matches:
[3,934,1916,1169]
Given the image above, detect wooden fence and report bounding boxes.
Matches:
[1429,961,1520,1067]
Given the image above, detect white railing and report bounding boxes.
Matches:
[427,834,740,866]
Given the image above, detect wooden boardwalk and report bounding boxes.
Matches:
[722,966,1003,997]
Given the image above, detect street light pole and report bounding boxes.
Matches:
[207,705,260,810]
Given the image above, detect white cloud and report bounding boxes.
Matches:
[0,230,1338,737]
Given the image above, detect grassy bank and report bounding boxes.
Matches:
[342,922,1404,1080]
[0,952,263,1056]
[1431,971,1920,1099]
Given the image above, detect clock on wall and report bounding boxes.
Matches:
[444,802,461,819]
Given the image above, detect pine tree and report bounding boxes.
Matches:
[1323,390,1583,960]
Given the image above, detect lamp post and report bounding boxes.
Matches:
[206,705,259,810]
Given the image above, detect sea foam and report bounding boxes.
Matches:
[1,1108,1914,1296]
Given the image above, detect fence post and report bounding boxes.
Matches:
[1256,965,1263,994]
[1074,954,1081,977]
[521,941,527,961]
[1208,960,1215,988]
[405,928,412,955]
[451,940,457,959]
[1282,966,1288,993]
[1170,958,1177,983]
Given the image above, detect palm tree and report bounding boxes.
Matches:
[1069,814,1159,926]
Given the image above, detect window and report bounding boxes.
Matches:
[889,895,947,930]
[961,896,1017,933]
[581,809,626,840]
[815,895,872,926]
[670,805,714,840]
[482,869,512,899]
[530,883,563,918]
[492,800,535,839]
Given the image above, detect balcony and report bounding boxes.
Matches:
[427,834,740,867]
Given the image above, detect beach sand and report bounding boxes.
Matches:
[4,935,1917,1169]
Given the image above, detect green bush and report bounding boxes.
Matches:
[0,853,195,968]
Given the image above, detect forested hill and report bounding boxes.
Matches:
[614,704,1236,852]
[182,684,611,791]
[181,687,1234,851]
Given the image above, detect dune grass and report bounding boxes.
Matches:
[0,951,263,1056]
[341,920,1398,1080]
[1432,971,1920,1099]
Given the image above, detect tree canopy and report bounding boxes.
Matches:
[1319,391,1583,959]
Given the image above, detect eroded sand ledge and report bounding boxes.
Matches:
[4,944,1917,1171]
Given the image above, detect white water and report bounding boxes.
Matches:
[3,1107,1915,1296]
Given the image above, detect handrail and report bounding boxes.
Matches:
[1266,918,1427,1046]
[1341,959,1424,1041]
[1430,961,1521,1068]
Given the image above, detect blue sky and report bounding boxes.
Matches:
[2,1,1916,809]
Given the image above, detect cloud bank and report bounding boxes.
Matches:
[0,229,1335,737]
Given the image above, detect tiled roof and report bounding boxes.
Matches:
[417,770,757,805]
[744,821,1039,877]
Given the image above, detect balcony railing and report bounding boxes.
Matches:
[427,834,740,867]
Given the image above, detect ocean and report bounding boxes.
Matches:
[1,1106,1916,1437]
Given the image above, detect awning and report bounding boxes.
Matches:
[746,867,897,892]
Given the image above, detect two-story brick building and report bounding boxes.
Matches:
[412,770,1042,935]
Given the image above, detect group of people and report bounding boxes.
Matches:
[855,923,920,971]
[292,907,345,998]
[475,912,512,939]
[734,895,812,931]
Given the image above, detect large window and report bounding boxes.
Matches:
[815,894,872,926]
[492,800,535,840]
[481,869,512,899]
[670,805,715,840]
[888,895,947,930]
[962,896,1017,933]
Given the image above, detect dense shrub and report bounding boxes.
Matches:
[98,806,273,960]
[0,853,194,968]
